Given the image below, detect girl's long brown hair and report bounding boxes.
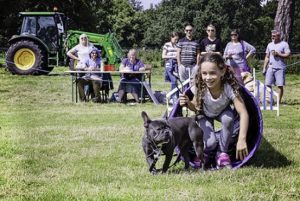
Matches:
[194,53,240,115]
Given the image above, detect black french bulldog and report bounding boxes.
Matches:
[141,111,204,174]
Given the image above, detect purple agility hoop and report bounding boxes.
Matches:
[169,86,263,169]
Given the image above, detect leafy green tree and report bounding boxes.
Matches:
[142,0,263,49]
[1,0,300,52]
[129,0,143,11]
[0,0,114,46]
[142,0,204,47]
[253,0,278,51]
[0,1,24,46]
[108,0,145,47]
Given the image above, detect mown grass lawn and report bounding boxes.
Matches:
[0,66,299,200]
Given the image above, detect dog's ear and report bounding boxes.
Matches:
[141,111,151,128]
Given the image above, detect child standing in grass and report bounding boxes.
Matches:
[179,53,249,169]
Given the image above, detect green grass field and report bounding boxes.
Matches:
[0,66,299,200]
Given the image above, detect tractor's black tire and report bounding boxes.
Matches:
[37,50,54,75]
[6,40,48,75]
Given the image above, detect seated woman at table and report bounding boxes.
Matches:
[77,49,103,102]
[118,49,146,103]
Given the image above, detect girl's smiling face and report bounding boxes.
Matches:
[200,61,225,90]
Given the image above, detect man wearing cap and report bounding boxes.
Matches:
[263,29,291,104]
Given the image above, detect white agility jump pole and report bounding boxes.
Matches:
[253,69,280,116]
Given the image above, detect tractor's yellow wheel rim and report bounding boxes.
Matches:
[13,48,36,70]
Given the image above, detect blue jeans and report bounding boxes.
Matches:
[165,59,178,101]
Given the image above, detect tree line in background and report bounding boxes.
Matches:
[0,0,298,52]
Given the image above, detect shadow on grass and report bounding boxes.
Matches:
[287,81,300,86]
[285,99,300,105]
[157,135,292,174]
[48,73,69,77]
[247,136,292,168]
[168,166,201,175]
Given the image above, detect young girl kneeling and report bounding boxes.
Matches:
[179,53,249,169]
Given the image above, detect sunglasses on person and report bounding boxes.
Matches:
[185,29,193,32]
[207,29,215,32]
[231,33,237,36]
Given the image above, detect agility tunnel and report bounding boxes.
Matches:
[169,86,263,169]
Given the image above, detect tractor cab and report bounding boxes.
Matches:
[19,12,66,52]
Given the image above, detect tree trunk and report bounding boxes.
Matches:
[274,0,295,43]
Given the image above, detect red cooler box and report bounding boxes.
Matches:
[104,65,115,71]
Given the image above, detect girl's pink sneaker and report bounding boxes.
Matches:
[216,153,232,169]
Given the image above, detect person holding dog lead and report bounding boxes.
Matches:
[176,24,200,82]
[263,29,290,104]
[179,53,249,169]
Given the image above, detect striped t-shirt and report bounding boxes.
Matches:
[177,37,200,66]
[163,42,177,59]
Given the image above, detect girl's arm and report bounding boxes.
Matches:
[233,95,249,160]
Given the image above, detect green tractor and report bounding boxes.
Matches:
[6,12,124,75]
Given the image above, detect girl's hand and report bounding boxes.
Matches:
[179,93,189,106]
[236,139,249,161]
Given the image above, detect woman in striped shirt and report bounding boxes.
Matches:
[162,32,179,103]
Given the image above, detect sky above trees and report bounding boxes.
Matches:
[140,0,161,9]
